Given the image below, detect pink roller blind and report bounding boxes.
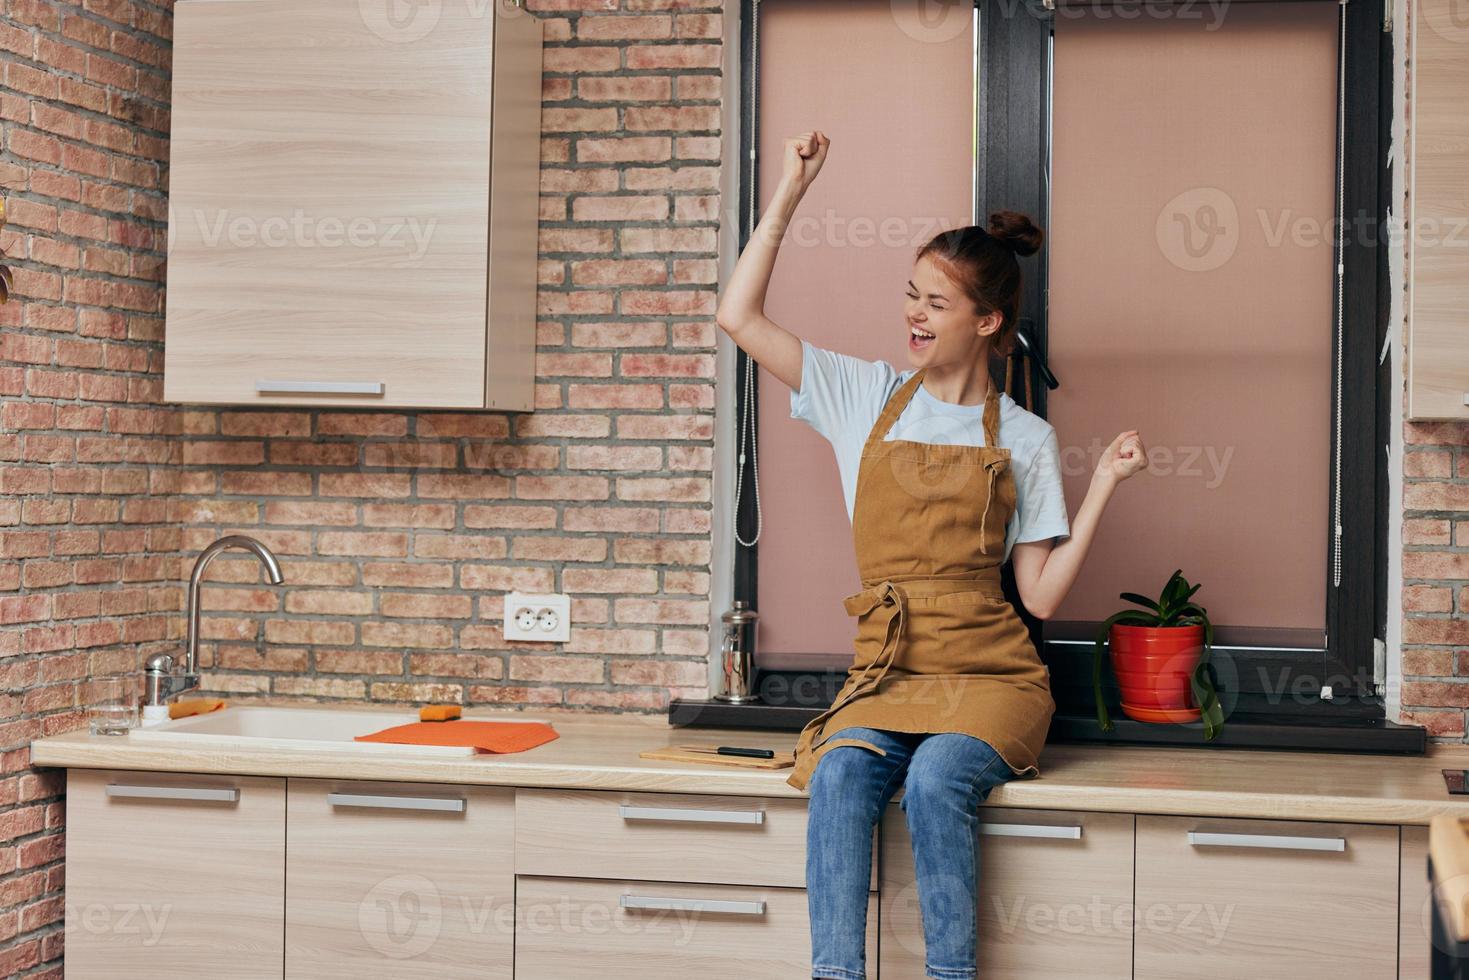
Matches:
[1046,4,1338,640]
[753,0,976,661]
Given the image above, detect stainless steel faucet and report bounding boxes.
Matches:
[144,535,285,709]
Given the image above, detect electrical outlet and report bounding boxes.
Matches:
[503,592,571,643]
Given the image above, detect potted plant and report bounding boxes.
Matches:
[1092,569,1224,740]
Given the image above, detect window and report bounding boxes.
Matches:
[731,0,1395,739]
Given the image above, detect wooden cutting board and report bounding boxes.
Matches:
[639,745,794,769]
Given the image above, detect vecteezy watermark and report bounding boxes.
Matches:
[1156,189,1469,272]
[1060,438,1235,489]
[887,0,1233,38]
[884,884,1238,956]
[887,0,974,44]
[357,0,530,44]
[360,873,444,959]
[1046,0,1232,29]
[749,208,970,252]
[1420,0,1469,43]
[1156,187,1240,273]
[168,206,438,262]
[352,876,737,959]
[67,902,173,946]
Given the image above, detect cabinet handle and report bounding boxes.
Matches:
[981,822,1083,840]
[327,792,465,813]
[106,783,239,803]
[255,380,385,396]
[618,804,764,825]
[1187,830,1345,852]
[619,894,766,915]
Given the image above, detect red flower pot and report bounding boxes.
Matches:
[1109,623,1204,723]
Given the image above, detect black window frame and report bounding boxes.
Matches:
[729,0,1407,742]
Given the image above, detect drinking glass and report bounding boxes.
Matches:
[88,672,141,735]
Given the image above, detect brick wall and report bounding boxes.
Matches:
[1400,421,1469,738]
[0,0,174,972]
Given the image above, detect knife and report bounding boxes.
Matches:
[675,744,776,759]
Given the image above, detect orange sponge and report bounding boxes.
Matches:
[419,704,462,722]
[169,698,226,719]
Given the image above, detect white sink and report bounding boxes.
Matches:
[126,706,519,757]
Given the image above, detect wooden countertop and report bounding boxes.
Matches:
[30,704,1469,824]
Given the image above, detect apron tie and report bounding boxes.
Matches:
[977,460,1001,554]
[788,580,909,788]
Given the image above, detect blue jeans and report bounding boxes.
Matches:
[805,725,1015,980]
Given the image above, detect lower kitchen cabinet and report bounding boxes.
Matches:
[54,768,1428,980]
[63,769,286,980]
[1132,814,1399,979]
[285,778,515,979]
[879,805,1135,980]
[513,874,877,978]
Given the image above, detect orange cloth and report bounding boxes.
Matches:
[355,720,558,754]
[169,698,226,719]
[419,704,462,722]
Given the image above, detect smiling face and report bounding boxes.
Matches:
[904,253,1001,369]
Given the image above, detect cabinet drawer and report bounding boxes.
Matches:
[285,779,514,979]
[513,875,877,979]
[64,769,285,980]
[880,806,1134,980]
[516,788,876,890]
[1134,814,1398,980]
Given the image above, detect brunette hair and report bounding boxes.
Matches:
[915,210,1044,357]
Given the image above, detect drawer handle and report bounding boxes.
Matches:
[255,380,385,396]
[618,804,764,825]
[981,823,1083,840]
[106,784,239,803]
[1187,831,1345,852]
[327,792,465,813]
[619,895,766,915]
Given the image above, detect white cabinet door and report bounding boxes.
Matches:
[63,769,286,980]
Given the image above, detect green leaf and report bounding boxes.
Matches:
[1118,592,1161,614]
[1092,611,1156,733]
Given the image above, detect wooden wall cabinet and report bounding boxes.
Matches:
[163,0,543,410]
[1408,0,1469,420]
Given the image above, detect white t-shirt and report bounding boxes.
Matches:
[789,338,1071,561]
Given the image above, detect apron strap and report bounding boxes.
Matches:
[861,369,927,456]
[982,373,1001,448]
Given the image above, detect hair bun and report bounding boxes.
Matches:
[986,210,1044,258]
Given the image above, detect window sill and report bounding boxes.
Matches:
[670,684,1428,756]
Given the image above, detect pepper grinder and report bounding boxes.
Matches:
[714,600,761,703]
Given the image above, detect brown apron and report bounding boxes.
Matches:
[786,367,1056,791]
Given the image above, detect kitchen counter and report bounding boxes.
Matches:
[29,703,1469,824]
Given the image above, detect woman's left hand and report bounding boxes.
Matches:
[1095,430,1148,484]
